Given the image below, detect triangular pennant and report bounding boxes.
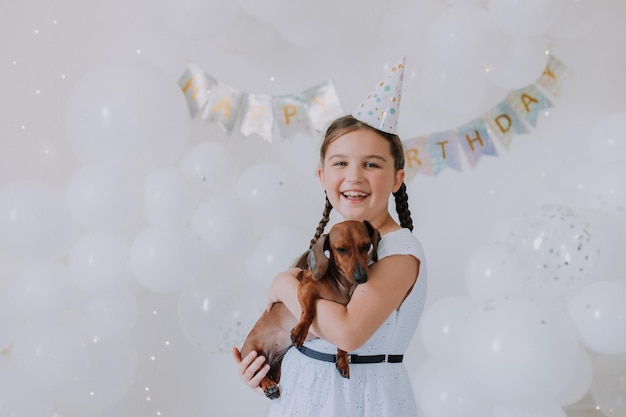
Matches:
[484,101,529,149]
[240,93,274,143]
[428,131,462,175]
[403,136,434,181]
[506,84,553,127]
[456,120,498,167]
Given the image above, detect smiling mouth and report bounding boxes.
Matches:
[342,191,368,200]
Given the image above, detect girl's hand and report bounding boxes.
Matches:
[266,267,301,311]
[231,347,270,397]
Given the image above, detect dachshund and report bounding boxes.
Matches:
[239,220,381,399]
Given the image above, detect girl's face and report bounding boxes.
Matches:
[318,128,404,229]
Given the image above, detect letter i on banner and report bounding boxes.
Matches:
[427,131,462,175]
[240,93,274,143]
[536,55,572,97]
[456,120,498,167]
[506,84,553,128]
[178,64,215,119]
[484,101,529,149]
[272,94,312,140]
[201,80,243,133]
[402,136,434,181]
[304,80,344,134]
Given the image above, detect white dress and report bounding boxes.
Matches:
[268,228,428,417]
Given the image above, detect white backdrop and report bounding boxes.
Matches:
[1,1,625,416]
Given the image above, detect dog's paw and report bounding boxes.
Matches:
[336,363,350,379]
[264,385,280,400]
[290,325,306,347]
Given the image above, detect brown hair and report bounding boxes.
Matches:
[309,115,413,248]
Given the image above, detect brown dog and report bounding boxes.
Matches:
[239,220,381,399]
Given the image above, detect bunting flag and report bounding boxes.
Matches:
[178,64,344,142]
[179,54,570,180]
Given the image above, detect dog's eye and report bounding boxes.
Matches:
[361,243,371,252]
[335,247,347,254]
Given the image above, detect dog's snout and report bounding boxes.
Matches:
[353,265,368,284]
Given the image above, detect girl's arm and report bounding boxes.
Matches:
[268,254,420,352]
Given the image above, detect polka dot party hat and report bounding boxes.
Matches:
[352,56,405,134]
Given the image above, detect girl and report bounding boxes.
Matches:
[232,113,428,417]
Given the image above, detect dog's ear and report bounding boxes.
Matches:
[363,220,381,263]
[308,234,329,280]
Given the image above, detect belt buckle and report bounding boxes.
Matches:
[347,354,352,364]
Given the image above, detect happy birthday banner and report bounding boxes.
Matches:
[178,55,571,179]
[178,64,344,143]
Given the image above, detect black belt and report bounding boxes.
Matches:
[297,345,403,364]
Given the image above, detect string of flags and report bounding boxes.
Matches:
[178,55,571,180]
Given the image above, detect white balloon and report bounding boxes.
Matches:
[486,36,550,90]
[11,322,88,390]
[491,403,567,417]
[54,341,137,415]
[233,163,297,220]
[506,204,601,300]
[557,347,593,406]
[464,242,525,302]
[418,60,487,116]
[178,277,259,352]
[488,0,567,37]
[419,296,473,362]
[245,226,306,286]
[0,181,78,260]
[65,164,138,233]
[428,5,500,69]
[459,296,579,406]
[585,164,626,217]
[65,63,190,171]
[179,141,240,194]
[415,359,493,417]
[588,112,626,165]
[130,226,203,293]
[68,232,132,294]
[190,195,258,257]
[80,287,138,343]
[160,0,238,40]
[549,0,608,39]
[8,261,79,321]
[567,280,626,355]
[145,167,197,227]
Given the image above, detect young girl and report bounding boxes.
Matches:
[232,111,428,416]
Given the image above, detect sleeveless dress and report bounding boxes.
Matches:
[268,228,428,417]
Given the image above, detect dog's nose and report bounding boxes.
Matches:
[354,266,368,284]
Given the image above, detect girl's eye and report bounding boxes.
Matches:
[365,162,379,168]
[334,161,347,167]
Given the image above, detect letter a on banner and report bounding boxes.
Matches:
[507,84,553,127]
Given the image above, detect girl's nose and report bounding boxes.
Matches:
[346,166,364,183]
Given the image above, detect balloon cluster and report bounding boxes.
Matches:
[0,59,321,415]
[414,108,626,417]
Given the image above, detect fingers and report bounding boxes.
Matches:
[231,346,243,363]
[237,350,270,389]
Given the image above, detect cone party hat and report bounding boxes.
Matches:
[352,56,405,134]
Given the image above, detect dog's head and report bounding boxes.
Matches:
[307,220,381,284]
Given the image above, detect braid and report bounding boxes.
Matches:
[393,182,414,232]
[309,196,333,249]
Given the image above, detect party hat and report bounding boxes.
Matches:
[352,56,405,134]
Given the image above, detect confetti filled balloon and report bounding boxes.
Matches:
[506,204,601,300]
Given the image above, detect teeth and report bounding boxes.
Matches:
[343,191,367,197]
